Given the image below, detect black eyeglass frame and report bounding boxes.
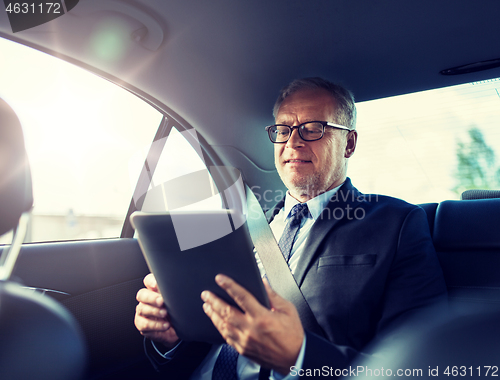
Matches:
[265,121,353,143]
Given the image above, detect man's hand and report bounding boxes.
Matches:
[201,274,304,375]
[134,273,180,349]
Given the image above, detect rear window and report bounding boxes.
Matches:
[351,77,500,204]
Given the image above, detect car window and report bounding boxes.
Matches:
[351,77,500,204]
[139,127,224,213]
[0,37,162,243]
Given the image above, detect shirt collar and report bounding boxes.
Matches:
[283,182,344,221]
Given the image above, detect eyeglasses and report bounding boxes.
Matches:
[265,121,352,143]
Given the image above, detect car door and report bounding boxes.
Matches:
[1,37,225,379]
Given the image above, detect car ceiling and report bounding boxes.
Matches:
[1,0,500,191]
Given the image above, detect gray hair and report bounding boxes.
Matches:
[272,77,357,130]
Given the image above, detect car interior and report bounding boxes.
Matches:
[1,1,500,379]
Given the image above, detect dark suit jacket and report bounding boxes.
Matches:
[267,178,447,373]
[146,178,447,377]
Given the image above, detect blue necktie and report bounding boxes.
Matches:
[212,344,239,380]
[278,203,310,262]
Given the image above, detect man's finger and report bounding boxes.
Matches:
[215,274,266,316]
[201,290,247,330]
[135,314,171,333]
[202,301,241,343]
[136,301,167,319]
[144,273,159,292]
[137,288,164,307]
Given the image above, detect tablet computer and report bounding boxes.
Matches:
[130,209,269,344]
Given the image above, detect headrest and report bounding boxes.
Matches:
[461,189,500,200]
[0,282,87,379]
[0,98,33,236]
[433,199,500,251]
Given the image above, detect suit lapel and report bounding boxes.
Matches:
[293,179,362,287]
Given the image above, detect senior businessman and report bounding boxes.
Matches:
[134,77,447,379]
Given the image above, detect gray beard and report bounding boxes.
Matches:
[281,172,326,199]
[279,166,344,200]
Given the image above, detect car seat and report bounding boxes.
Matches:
[0,97,87,380]
[354,192,500,379]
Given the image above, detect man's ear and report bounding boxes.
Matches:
[344,130,357,158]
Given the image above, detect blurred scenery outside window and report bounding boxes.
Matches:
[351,77,500,204]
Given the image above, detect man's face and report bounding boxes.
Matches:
[274,88,357,201]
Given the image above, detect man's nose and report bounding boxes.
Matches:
[286,127,304,147]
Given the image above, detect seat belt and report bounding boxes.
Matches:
[245,185,326,338]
